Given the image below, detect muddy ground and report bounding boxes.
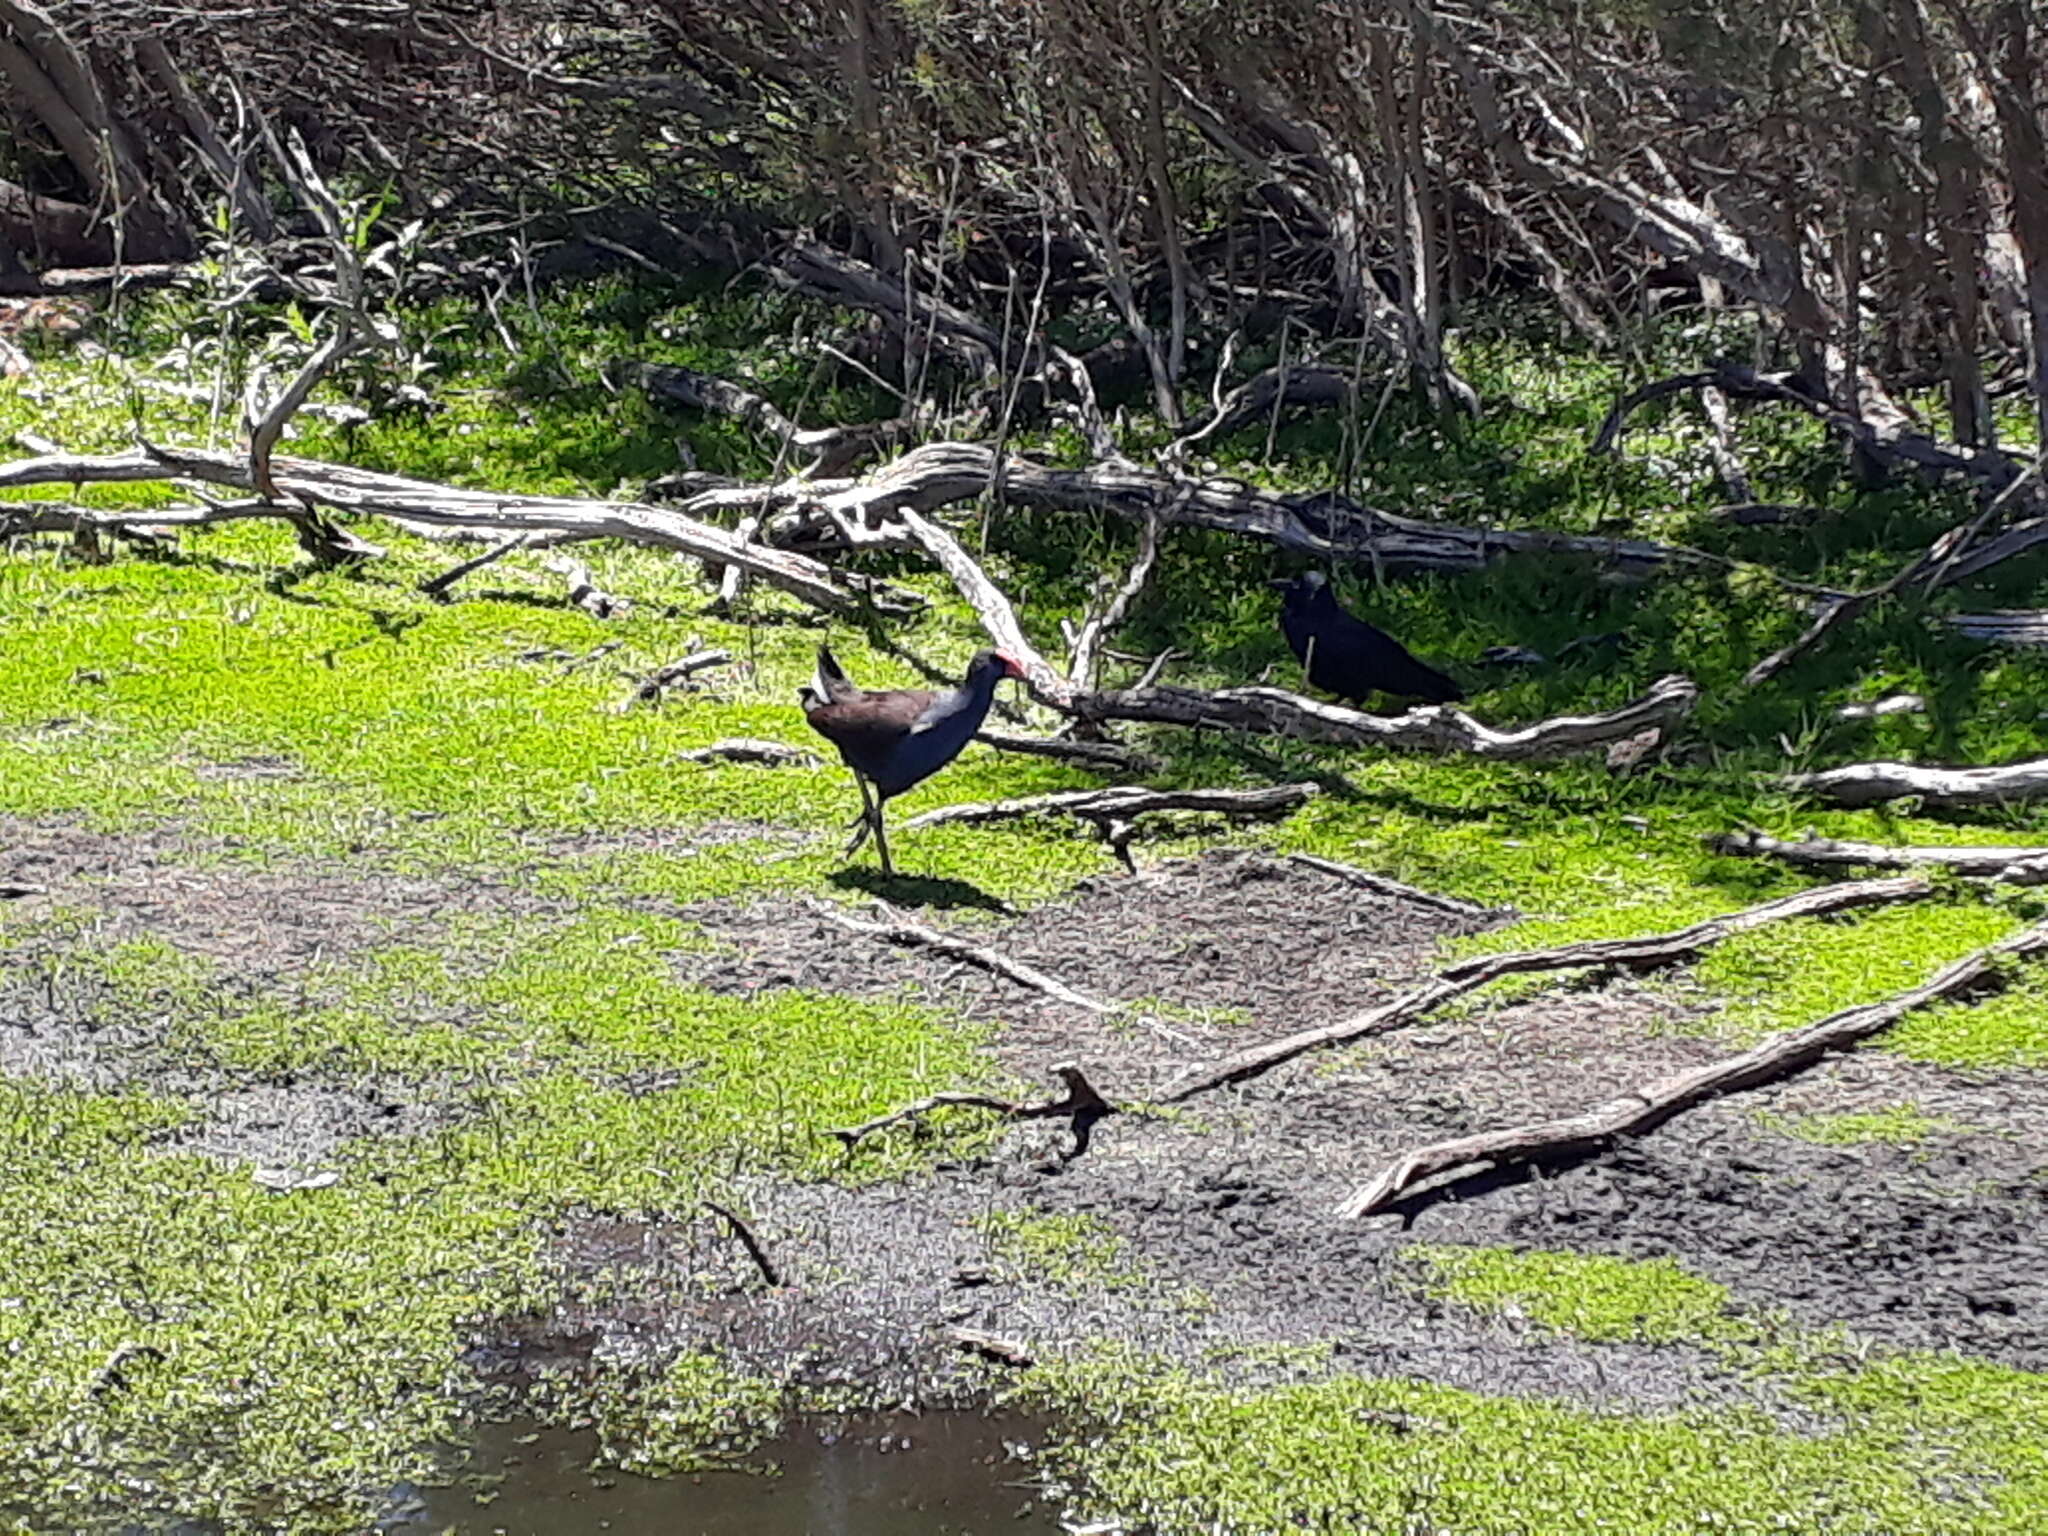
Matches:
[5,815,2046,1458]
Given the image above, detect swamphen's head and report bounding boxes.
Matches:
[967,649,1029,687]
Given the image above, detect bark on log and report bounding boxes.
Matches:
[1073,674,1698,761]
[1785,757,2048,809]
[1714,830,2048,883]
[1336,916,2048,1219]
[1161,875,1932,1102]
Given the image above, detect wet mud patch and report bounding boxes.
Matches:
[613,848,2048,1415]
[0,813,540,970]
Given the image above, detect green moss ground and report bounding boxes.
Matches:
[1022,1248,2048,1534]
[3,274,2046,1529]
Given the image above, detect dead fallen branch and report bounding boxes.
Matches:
[1714,830,2048,883]
[703,1199,781,1289]
[1948,610,2048,647]
[1286,854,1506,922]
[1836,694,1926,721]
[891,506,1075,708]
[1784,757,2048,810]
[1168,362,1359,458]
[903,783,1317,833]
[1162,875,1932,1101]
[945,1326,1034,1369]
[805,898,1120,1015]
[973,729,1158,775]
[752,440,1792,586]
[805,897,1198,1048]
[825,1062,1114,1157]
[0,444,895,614]
[616,649,734,710]
[1336,916,2048,1219]
[544,552,631,619]
[420,531,533,597]
[613,360,919,476]
[677,738,819,767]
[1073,674,1698,761]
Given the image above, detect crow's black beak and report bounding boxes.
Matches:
[1267,577,1294,590]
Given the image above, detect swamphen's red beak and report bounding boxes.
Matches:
[998,653,1028,681]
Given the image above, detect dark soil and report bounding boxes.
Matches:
[7,815,2046,1457]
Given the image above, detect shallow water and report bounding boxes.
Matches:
[387,1411,1065,1536]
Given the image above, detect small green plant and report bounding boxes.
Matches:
[975,1209,1142,1291]
[1406,1244,1752,1346]
[1756,1101,1970,1146]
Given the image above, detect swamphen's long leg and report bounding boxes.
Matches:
[872,794,895,878]
[844,774,877,856]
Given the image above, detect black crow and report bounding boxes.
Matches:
[1272,571,1464,708]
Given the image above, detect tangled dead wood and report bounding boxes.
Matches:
[1337,916,2048,1218]
[0,444,904,613]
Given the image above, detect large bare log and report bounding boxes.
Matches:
[1714,830,2048,883]
[1073,674,1698,761]
[776,441,1779,585]
[1336,916,2048,1219]
[1162,875,1931,1102]
[1784,757,2048,809]
[0,445,890,613]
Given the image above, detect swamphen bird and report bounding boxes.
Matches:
[800,644,1027,876]
[1273,570,1464,709]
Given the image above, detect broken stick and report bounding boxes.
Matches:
[1286,853,1506,922]
[1336,915,2048,1218]
[826,1062,1113,1155]
[903,782,1317,832]
[804,899,1197,1047]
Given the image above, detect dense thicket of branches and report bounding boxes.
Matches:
[4,2,2046,471]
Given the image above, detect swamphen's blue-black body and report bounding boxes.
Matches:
[801,644,1026,874]
[1274,570,1463,708]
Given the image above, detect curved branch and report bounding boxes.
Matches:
[1073,673,1699,760]
[1162,874,1931,1102]
[1337,916,2048,1219]
[1784,757,2048,810]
